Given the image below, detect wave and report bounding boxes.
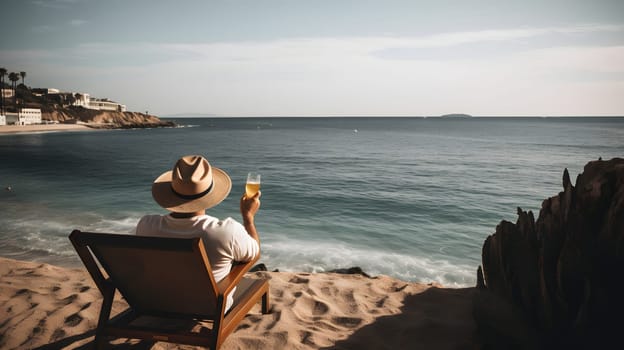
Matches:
[0,211,478,286]
[0,212,142,266]
[261,239,476,287]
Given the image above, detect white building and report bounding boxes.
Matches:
[69,93,126,112]
[19,108,42,124]
[5,112,18,125]
[5,108,42,125]
[1,89,14,99]
[0,114,5,126]
[32,88,60,97]
[88,98,126,112]
[33,88,128,112]
[73,93,90,107]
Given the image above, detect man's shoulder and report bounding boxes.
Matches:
[135,214,165,233]
[138,214,165,225]
[201,216,244,231]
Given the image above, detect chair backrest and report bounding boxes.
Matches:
[70,230,221,318]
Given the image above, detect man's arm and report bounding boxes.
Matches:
[240,191,261,244]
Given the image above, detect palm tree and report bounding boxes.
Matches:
[19,71,26,86]
[8,72,20,109]
[0,68,6,115]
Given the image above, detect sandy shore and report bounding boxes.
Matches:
[0,124,92,134]
[0,257,477,349]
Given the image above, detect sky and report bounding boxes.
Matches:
[1,0,623,116]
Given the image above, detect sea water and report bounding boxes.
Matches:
[1,117,622,287]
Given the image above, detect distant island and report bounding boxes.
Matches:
[0,68,174,129]
[439,113,473,118]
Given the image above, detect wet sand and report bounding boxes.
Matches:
[0,124,92,134]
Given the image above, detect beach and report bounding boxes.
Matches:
[0,257,477,349]
[0,124,92,134]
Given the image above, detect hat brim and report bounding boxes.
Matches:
[151,167,232,213]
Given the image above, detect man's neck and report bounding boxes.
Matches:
[170,210,205,218]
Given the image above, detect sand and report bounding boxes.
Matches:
[0,124,91,134]
[0,257,477,349]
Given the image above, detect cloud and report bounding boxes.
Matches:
[372,24,624,60]
[32,0,80,9]
[31,25,55,33]
[4,24,624,115]
[403,24,624,48]
[69,19,87,27]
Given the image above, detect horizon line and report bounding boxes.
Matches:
[160,114,624,118]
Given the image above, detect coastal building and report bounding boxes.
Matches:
[32,87,127,112]
[64,91,126,112]
[5,108,42,125]
[1,89,14,99]
[88,98,127,112]
[5,112,18,125]
[32,88,60,96]
[73,93,90,107]
[19,108,42,124]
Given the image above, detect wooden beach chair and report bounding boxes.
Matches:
[69,230,270,349]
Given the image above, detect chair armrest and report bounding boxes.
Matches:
[217,254,260,296]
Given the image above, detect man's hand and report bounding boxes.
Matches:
[240,191,261,228]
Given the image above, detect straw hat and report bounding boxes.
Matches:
[151,155,232,213]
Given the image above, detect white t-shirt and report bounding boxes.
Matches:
[135,214,259,311]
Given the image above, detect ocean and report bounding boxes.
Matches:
[1,117,622,287]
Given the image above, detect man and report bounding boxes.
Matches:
[136,155,260,311]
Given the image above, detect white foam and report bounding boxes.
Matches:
[85,215,141,233]
[2,214,478,286]
[0,213,143,263]
[261,239,476,287]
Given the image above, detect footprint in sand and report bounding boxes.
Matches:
[300,330,315,346]
[321,285,338,297]
[333,316,363,328]
[13,288,30,297]
[273,288,285,298]
[376,295,388,308]
[392,283,408,292]
[312,301,329,316]
[64,312,84,327]
[51,328,66,342]
[265,310,282,331]
[34,319,46,334]
[342,289,358,308]
[289,276,310,284]
[59,294,78,306]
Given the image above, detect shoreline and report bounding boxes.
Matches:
[0,256,478,349]
[0,124,93,135]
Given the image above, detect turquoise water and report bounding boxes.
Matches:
[0,117,622,286]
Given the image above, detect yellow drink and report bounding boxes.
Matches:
[246,182,260,197]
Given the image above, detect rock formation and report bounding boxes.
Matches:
[42,107,175,129]
[474,158,624,349]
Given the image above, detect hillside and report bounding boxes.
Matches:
[3,83,175,128]
[42,107,175,129]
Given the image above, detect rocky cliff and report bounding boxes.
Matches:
[42,107,175,129]
[474,158,624,349]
